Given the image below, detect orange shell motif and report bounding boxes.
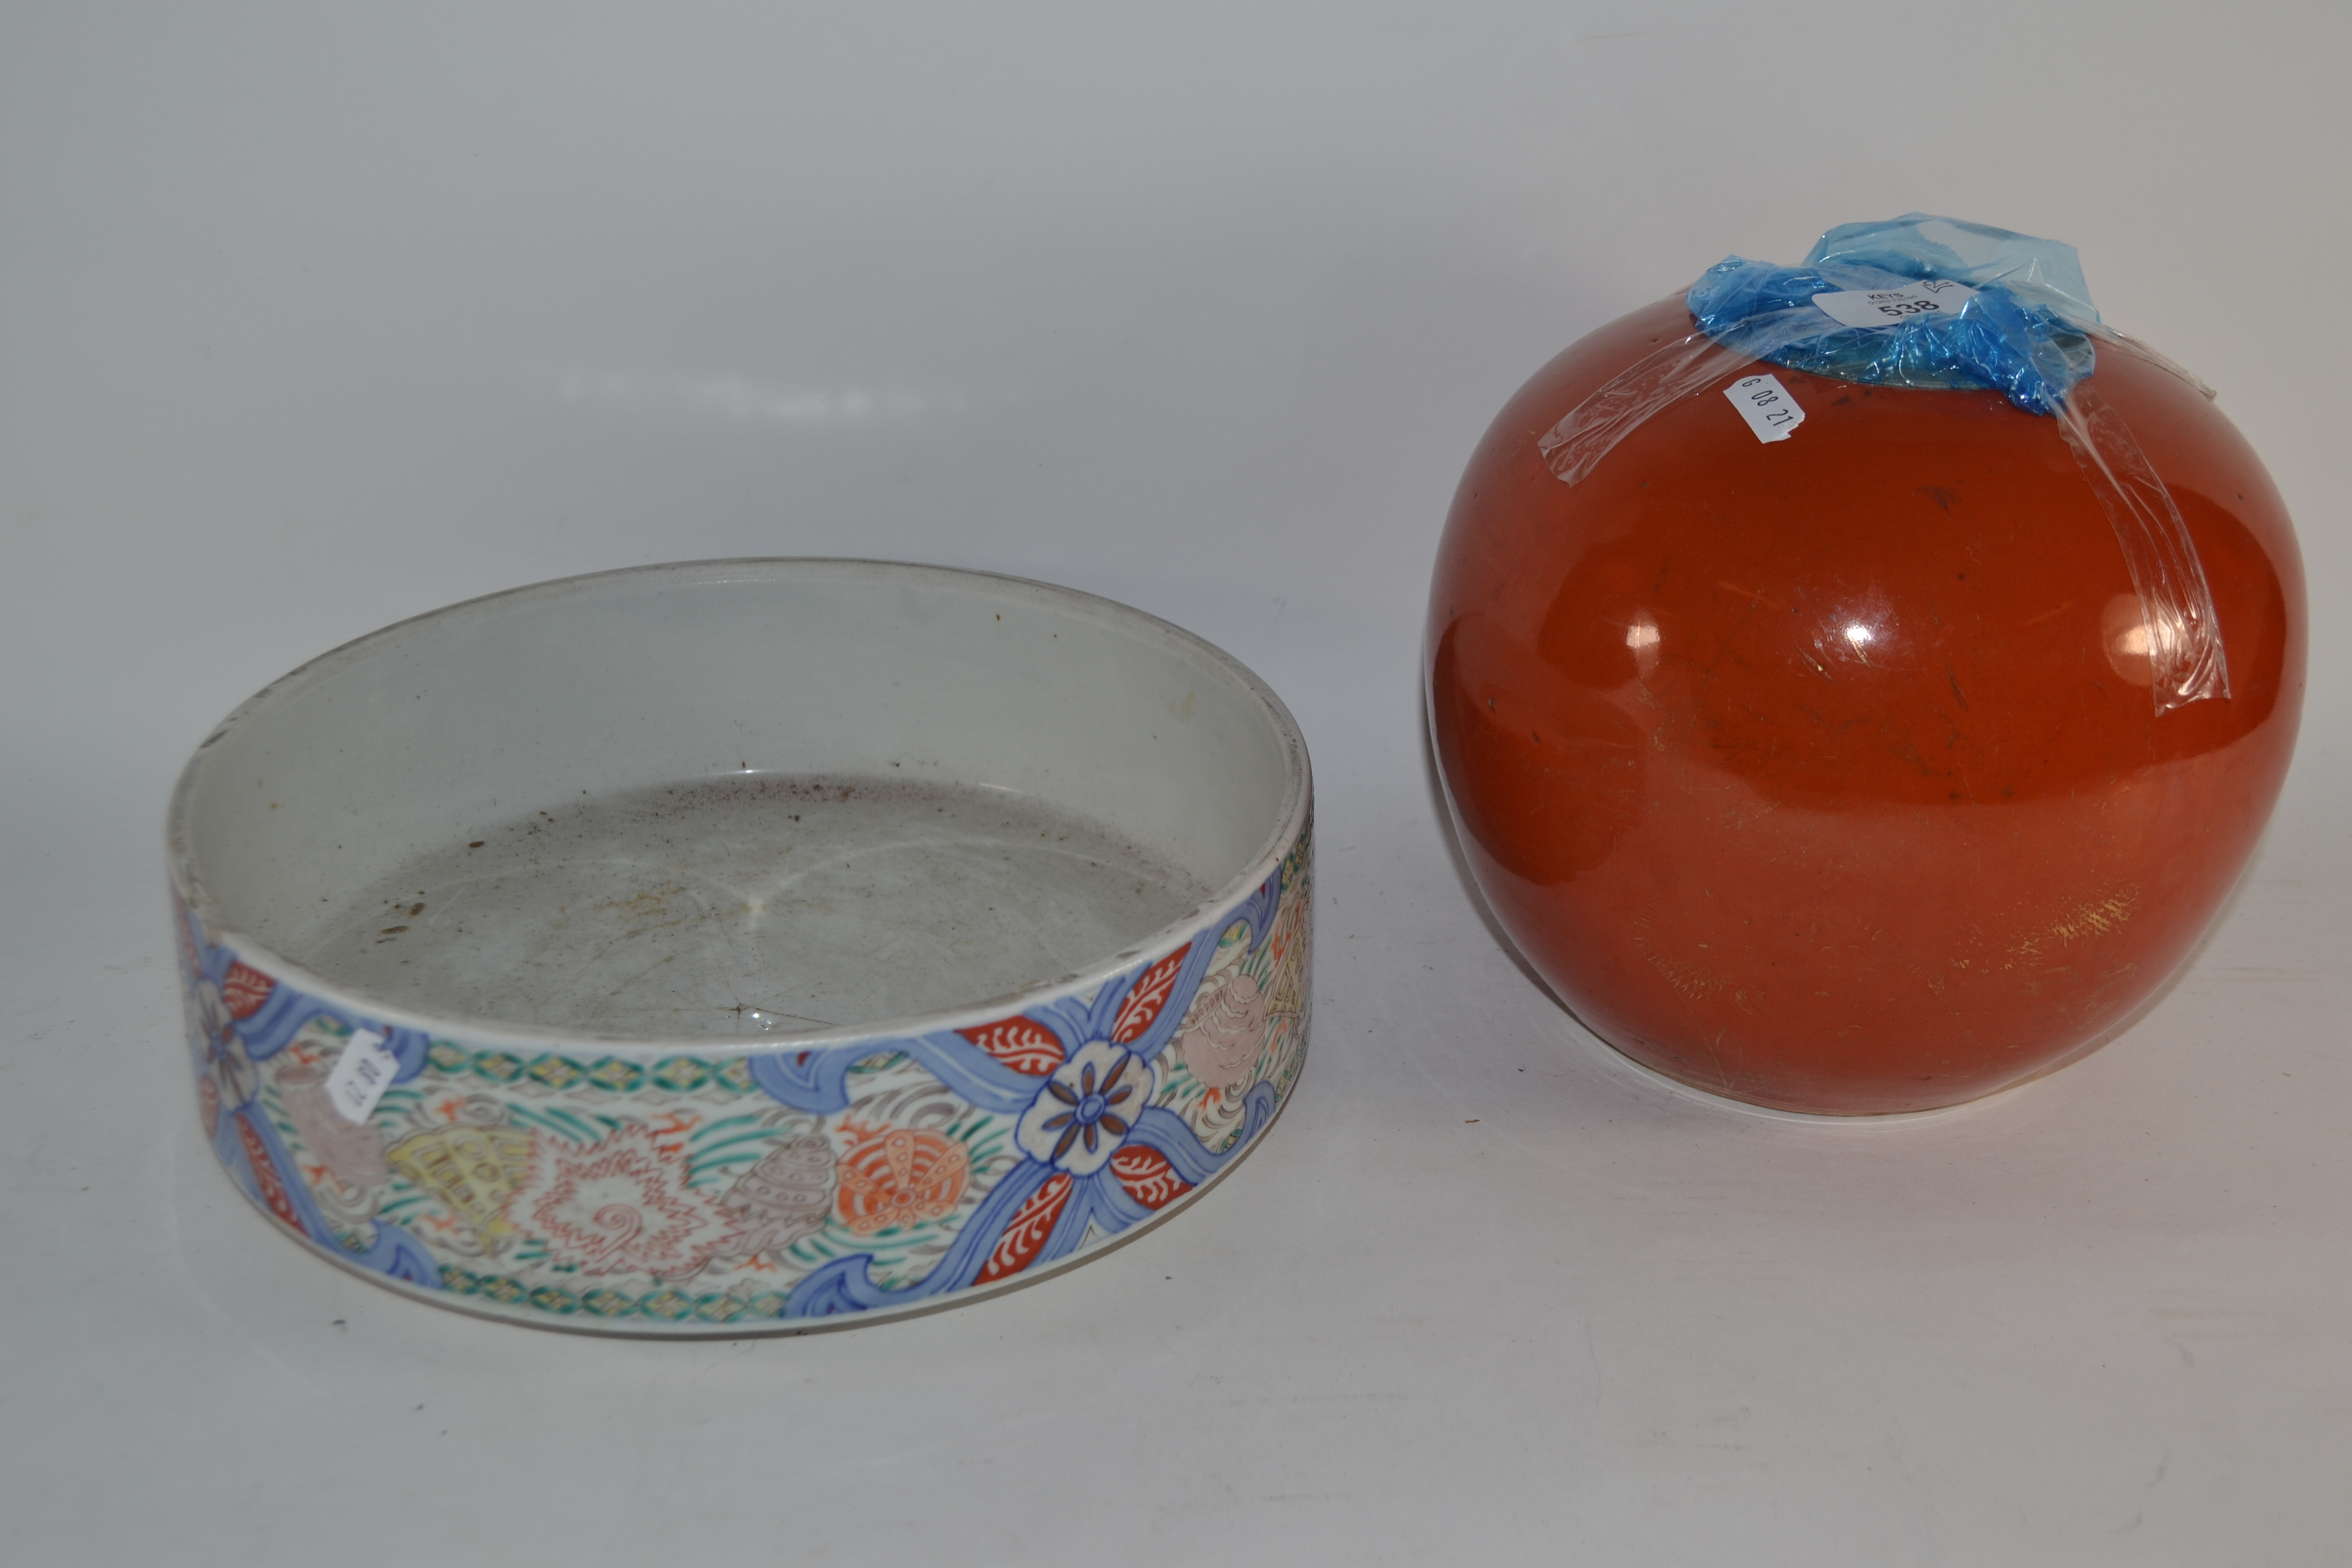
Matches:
[835,1129,971,1236]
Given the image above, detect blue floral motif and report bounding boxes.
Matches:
[191,977,261,1111]
[1016,1041,1146,1175]
[779,860,1299,1321]
[175,899,443,1289]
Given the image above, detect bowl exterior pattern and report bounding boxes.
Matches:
[172,826,1311,1332]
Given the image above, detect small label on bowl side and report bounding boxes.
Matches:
[1810,278,1979,329]
[1725,374,1805,444]
[324,1030,399,1122]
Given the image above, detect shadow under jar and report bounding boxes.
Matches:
[1427,298,2304,1114]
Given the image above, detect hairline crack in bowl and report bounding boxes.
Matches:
[167,558,1314,1334]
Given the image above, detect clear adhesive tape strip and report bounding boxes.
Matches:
[2054,382,2231,713]
[1537,330,1755,487]
[1536,323,2229,716]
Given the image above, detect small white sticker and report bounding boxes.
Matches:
[1724,373,1805,444]
[324,1030,399,1123]
[1810,278,1978,329]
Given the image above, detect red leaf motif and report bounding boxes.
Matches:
[956,1015,1066,1075]
[221,962,276,1021]
[235,1113,303,1232]
[1109,1145,1192,1211]
[1112,944,1192,1045]
[974,1172,1073,1284]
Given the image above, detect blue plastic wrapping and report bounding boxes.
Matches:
[1685,214,2098,415]
[1534,214,2228,714]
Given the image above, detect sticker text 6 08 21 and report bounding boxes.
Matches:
[1724,373,1805,445]
[324,1030,400,1122]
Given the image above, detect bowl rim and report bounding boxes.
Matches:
[166,556,1313,1061]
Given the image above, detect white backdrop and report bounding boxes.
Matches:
[4,4,2346,1563]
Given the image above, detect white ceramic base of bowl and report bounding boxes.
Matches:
[290,774,1212,1041]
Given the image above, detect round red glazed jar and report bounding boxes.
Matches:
[1426,242,2304,1114]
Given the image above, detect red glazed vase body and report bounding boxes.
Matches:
[1427,299,2305,1114]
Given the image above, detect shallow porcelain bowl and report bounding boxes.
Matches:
[168,559,1313,1334]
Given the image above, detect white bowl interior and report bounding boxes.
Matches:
[175,561,1302,1040]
